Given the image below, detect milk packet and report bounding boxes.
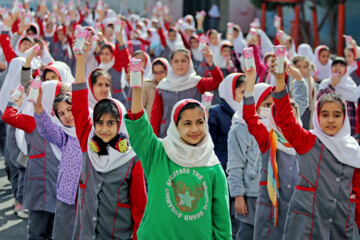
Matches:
[243,47,256,70]
[73,29,90,54]
[275,45,285,74]
[130,58,142,88]
[28,76,42,103]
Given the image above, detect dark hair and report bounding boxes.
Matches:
[53,93,72,119]
[34,38,43,46]
[20,36,34,45]
[60,83,71,93]
[233,25,240,32]
[273,99,299,119]
[208,29,218,38]
[43,69,57,81]
[176,102,204,126]
[318,92,346,115]
[100,44,114,54]
[235,75,246,89]
[189,36,198,42]
[93,99,120,127]
[319,47,330,55]
[331,57,347,68]
[152,59,167,72]
[170,49,190,62]
[91,69,111,86]
[27,25,38,35]
[168,28,176,34]
[134,50,145,58]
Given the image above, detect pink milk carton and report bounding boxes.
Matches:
[95,22,102,33]
[24,12,32,25]
[243,47,256,70]
[227,22,234,35]
[164,5,169,14]
[130,58,143,88]
[196,10,206,20]
[9,85,24,102]
[11,3,22,14]
[24,44,40,57]
[246,28,257,42]
[199,35,207,51]
[73,29,90,54]
[92,35,99,50]
[68,1,74,11]
[1,8,9,20]
[65,15,71,26]
[276,30,290,42]
[115,19,122,33]
[202,92,214,110]
[274,16,281,28]
[275,45,285,74]
[97,0,103,11]
[52,1,57,10]
[343,35,352,44]
[74,24,82,36]
[28,76,42,103]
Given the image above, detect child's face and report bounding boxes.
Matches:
[295,60,310,78]
[319,50,330,65]
[153,64,167,83]
[134,54,146,68]
[57,30,66,42]
[189,38,199,49]
[95,113,118,143]
[100,48,113,64]
[57,101,75,127]
[345,49,355,66]
[331,63,346,77]
[45,70,59,81]
[185,29,193,38]
[168,31,177,42]
[93,75,111,101]
[19,40,34,53]
[233,29,239,38]
[318,102,344,136]
[171,52,190,76]
[221,47,231,57]
[177,108,206,145]
[209,32,218,46]
[256,94,273,115]
[234,83,246,103]
[285,40,292,51]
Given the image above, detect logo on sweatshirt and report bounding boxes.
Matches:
[165,168,209,221]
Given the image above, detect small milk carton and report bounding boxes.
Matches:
[332,72,340,78]
[114,19,122,33]
[274,16,281,28]
[343,35,352,45]
[24,12,32,25]
[130,58,142,88]
[68,1,74,11]
[95,22,102,33]
[73,29,89,54]
[24,44,40,57]
[199,35,207,51]
[65,15,71,26]
[92,35,98,50]
[97,0,103,11]
[243,47,256,70]
[276,30,290,42]
[28,76,42,103]
[275,45,285,74]
[202,92,213,110]
[164,5,169,14]
[246,28,257,42]
[9,85,24,102]
[227,22,234,35]
[11,3,22,14]
[52,1,58,10]
[1,8,9,20]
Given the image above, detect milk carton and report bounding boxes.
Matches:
[227,22,234,35]
[114,19,122,33]
[246,28,257,42]
[243,47,256,70]
[274,16,281,28]
[199,35,207,51]
[130,58,142,88]
[9,85,24,102]
[275,45,285,74]
[28,76,42,103]
[202,92,214,110]
[73,29,90,54]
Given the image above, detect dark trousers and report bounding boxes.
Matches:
[28,210,55,240]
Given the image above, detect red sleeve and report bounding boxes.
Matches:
[272,88,316,154]
[0,33,18,63]
[253,45,268,79]
[113,44,130,72]
[179,30,191,50]
[12,19,20,35]
[243,99,270,153]
[274,37,280,46]
[356,100,360,135]
[355,59,360,78]
[158,28,166,47]
[2,106,36,133]
[138,38,151,46]
[352,168,360,229]
[66,35,73,48]
[129,161,147,240]
[196,65,224,94]
[150,90,163,136]
[164,21,170,31]
[37,17,45,37]
[127,108,145,120]
[95,53,101,64]
[125,20,133,32]
[71,87,92,152]
[77,11,85,25]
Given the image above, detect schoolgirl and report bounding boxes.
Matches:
[344,38,360,76]
[32,90,82,240]
[206,29,222,65]
[150,47,224,138]
[313,45,332,83]
[71,43,147,240]
[242,62,308,239]
[142,58,170,119]
[297,43,315,63]
[270,58,360,240]
[158,26,185,61]
[87,68,112,109]
[2,80,68,239]
[317,57,357,136]
[124,79,231,239]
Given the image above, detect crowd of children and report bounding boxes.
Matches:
[1,0,360,239]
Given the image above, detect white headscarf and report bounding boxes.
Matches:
[310,99,360,168]
[216,41,234,69]
[45,61,75,83]
[319,71,357,102]
[184,15,195,29]
[87,99,136,173]
[160,99,220,167]
[165,30,185,51]
[206,30,222,65]
[219,73,243,112]
[157,59,202,91]
[257,29,274,56]
[286,40,297,59]
[142,52,153,80]
[87,68,112,109]
[233,30,247,54]
[208,4,220,18]
[314,45,332,81]
[298,43,314,63]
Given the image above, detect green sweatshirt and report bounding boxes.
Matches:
[125,113,231,240]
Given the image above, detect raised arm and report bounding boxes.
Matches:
[113,21,130,73]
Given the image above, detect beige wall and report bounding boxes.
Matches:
[229,0,258,33]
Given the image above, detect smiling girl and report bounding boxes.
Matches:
[125,74,231,239]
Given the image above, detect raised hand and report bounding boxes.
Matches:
[286,64,302,81]
[245,65,257,93]
[13,87,25,107]
[269,55,287,92]
[203,45,214,66]
[33,87,44,114]
[25,44,39,68]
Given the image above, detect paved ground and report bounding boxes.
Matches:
[0,156,27,239]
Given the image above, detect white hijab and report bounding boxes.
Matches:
[165,31,185,51]
[314,45,332,81]
[160,99,220,167]
[298,43,314,63]
[319,71,357,102]
[310,100,360,168]
[257,29,274,56]
[233,30,247,54]
[87,68,112,109]
[87,99,136,173]
[157,60,202,91]
[45,61,75,83]
[219,73,243,112]
[207,31,222,65]
[142,52,154,80]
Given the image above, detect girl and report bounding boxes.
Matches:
[242,62,308,239]
[297,43,314,63]
[344,39,360,76]
[271,59,360,240]
[97,23,130,106]
[317,57,357,136]
[227,83,273,240]
[292,55,317,130]
[2,80,68,239]
[124,78,231,240]
[71,41,147,240]
[142,58,169,119]
[42,61,75,83]
[87,68,112,109]
[232,25,247,55]
[32,90,82,240]
[151,47,224,138]
[206,29,221,65]
[314,45,332,83]
[189,35,207,76]
[158,27,185,61]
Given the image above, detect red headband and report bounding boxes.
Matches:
[44,66,62,82]
[255,87,272,110]
[173,99,205,125]
[232,74,244,100]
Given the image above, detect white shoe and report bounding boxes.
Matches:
[17,209,29,219]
